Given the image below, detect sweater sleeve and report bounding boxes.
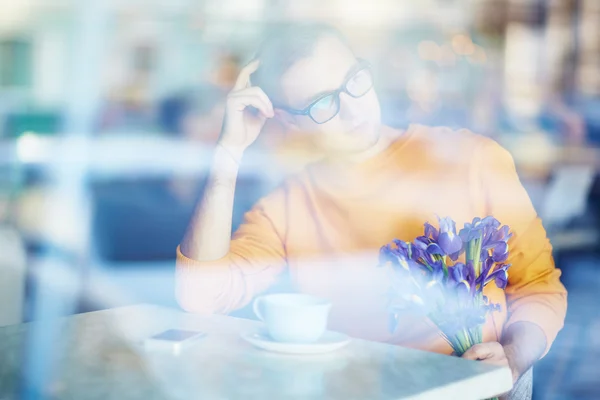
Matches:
[480,139,567,356]
[176,189,288,315]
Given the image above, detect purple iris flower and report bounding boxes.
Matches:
[426,242,444,256]
[481,222,511,252]
[450,262,467,284]
[436,216,463,259]
[450,261,477,296]
[379,244,395,266]
[380,240,429,277]
[481,216,501,229]
[381,215,513,347]
[393,239,409,251]
[460,216,500,242]
[483,256,494,276]
[422,247,444,273]
[424,222,439,241]
[485,264,510,289]
[459,217,483,242]
[492,225,512,243]
[475,257,495,286]
[379,244,402,269]
[379,242,409,272]
[413,236,432,251]
[492,241,509,263]
[495,270,508,289]
[455,279,472,304]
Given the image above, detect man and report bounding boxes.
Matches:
[177,23,567,385]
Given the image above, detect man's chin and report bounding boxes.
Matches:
[319,125,382,156]
[345,129,381,154]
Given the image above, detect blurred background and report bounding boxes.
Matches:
[0,0,599,399]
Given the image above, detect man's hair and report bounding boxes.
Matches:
[250,22,350,107]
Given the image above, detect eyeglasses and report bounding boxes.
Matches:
[280,59,374,124]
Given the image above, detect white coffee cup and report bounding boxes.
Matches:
[253,294,332,343]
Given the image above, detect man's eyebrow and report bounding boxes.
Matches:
[300,62,360,108]
[302,90,333,107]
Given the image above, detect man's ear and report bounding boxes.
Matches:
[274,109,300,131]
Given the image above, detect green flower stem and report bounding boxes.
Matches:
[465,235,481,269]
[443,256,449,278]
[455,330,470,356]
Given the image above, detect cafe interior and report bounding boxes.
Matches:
[0,0,599,398]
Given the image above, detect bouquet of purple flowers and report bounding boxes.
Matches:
[379,216,512,356]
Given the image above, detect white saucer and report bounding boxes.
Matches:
[241,330,351,355]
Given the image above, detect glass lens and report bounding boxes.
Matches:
[309,94,339,123]
[346,68,373,98]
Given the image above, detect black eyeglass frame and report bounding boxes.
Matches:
[277,58,373,124]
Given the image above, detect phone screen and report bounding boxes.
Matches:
[151,329,205,342]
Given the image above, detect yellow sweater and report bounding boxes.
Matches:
[176,124,567,355]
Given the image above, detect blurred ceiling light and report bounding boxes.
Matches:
[206,0,265,21]
[116,0,189,15]
[438,44,456,67]
[504,22,543,117]
[331,0,401,26]
[505,23,539,78]
[418,41,441,62]
[407,70,439,109]
[468,45,487,64]
[0,0,33,32]
[17,132,51,163]
[451,33,475,56]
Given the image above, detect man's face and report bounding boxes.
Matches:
[279,36,382,155]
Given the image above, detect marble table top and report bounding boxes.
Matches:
[0,304,512,399]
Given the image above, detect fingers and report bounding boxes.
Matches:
[461,343,502,361]
[242,87,274,115]
[230,95,272,118]
[227,86,274,118]
[233,59,261,91]
[230,60,274,117]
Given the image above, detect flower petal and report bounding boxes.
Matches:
[481,216,500,228]
[424,222,439,240]
[450,262,465,283]
[492,242,509,263]
[426,243,444,256]
[414,236,430,251]
[379,244,394,266]
[494,269,508,289]
[481,257,494,279]
[439,232,463,255]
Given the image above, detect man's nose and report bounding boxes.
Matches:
[338,92,362,121]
